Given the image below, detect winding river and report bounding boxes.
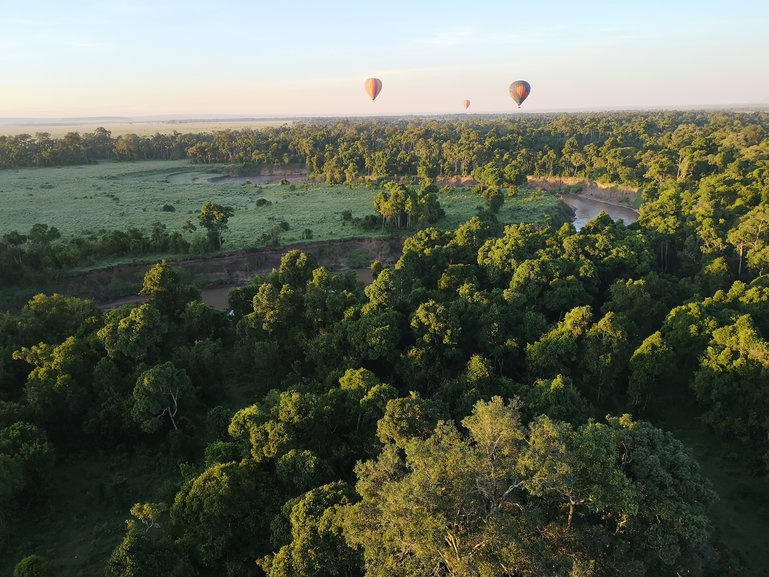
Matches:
[560,194,639,230]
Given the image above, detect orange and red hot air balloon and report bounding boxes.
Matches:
[509,80,531,108]
[463,99,471,110]
[364,78,382,101]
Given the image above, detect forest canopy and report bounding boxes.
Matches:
[2,110,769,576]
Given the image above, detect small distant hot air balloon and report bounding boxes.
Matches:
[509,80,531,108]
[463,99,471,110]
[364,78,383,101]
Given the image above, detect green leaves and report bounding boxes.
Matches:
[259,482,357,577]
[197,202,234,250]
[132,362,194,433]
[345,400,715,577]
[693,315,769,442]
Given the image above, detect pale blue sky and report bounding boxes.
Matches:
[1,0,767,117]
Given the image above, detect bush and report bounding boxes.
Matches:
[354,214,380,231]
[189,233,211,254]
[234,162,261,176]
[255,198,271,207]
[279,220,290,231]
[13,555,48,577]
[161,204,176,212]
[341,209,353,222]
[302,229,313,240]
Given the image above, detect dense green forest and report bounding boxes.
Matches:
[2,111,769,576]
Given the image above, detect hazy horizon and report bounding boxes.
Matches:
[2,0,768,118]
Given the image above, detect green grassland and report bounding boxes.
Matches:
[3,442,188,577]
[659,408,769,576]
[0,160,564,266]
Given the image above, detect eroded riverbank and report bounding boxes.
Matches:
[58,238,401,310]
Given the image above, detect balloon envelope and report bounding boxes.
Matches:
[509,80,531,108]
[364,78,383,101]
[463,99,471,110]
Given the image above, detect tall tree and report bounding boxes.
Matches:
[132,362,194,432]
[198,202,234,250]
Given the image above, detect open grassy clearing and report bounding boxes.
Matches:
[2,442,185,577]
[0,160,563,267]
[658,407,769,576]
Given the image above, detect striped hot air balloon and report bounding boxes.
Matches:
[509,80,531,108]
[364,78,383,101]
[463,99,471,110]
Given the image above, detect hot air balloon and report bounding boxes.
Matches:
[364,78,382,101]
[509,80,531,108]
[463,99,471,110]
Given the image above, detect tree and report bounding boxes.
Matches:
[198,202,234,249]
[638,185,682,272]
[107,503,191,577]
[481,186,504,213]
[526,305,593,380]
[132,362,194,432]
[275,449,333,495]
[13,555,49,577]
[13,335,99,426]
[258,482,359,577]
[0,422,54,490]
[278,250,317,288]
[18,293,101,345]
[0,453,24,507]
[343,399,716,577]
[139,261,199,317]
[172,460,278,570]
[98,303,167,362]
[692,314,769,442]
[627,331,675,409]
[376,392,443,449]
[728,205,769,277]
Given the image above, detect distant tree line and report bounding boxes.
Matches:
[1,112,767,192]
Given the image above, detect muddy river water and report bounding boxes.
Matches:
[560,194,638,230]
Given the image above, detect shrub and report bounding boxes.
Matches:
[13,555,48,577]
[189,233,211,254]
[354,214,380,231]
[161,204,176,212]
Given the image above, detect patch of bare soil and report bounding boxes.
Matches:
[437,175,477,186]
[63,238,402,309]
